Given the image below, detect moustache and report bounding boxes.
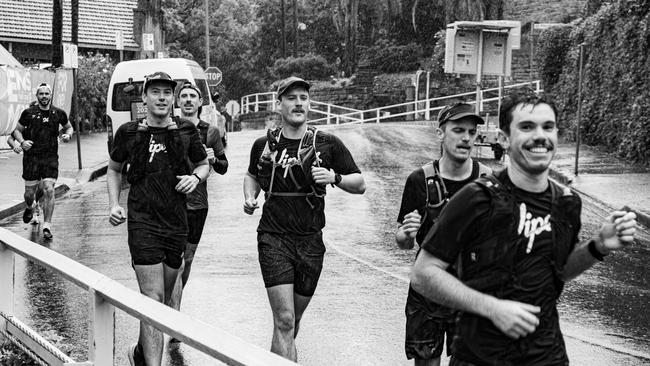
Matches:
[292,109,305,113]
[524,140,555,150]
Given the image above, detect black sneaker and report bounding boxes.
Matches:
[127,343,145,366]
[169,337,181,344]
[43,227,53,240]
[22,206,33,223]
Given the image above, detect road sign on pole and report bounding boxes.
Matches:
[62,42,78,68]
[205,66,222,86]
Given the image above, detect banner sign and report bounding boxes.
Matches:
[0,66,73,136]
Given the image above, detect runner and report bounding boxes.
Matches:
[12,83,73,239]
[411,89,638,366]
[243,76,366,361]
[168,82,228,327]
[396,103,491,366]
[107,72,209,366]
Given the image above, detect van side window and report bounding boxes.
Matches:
[112,82,144,111]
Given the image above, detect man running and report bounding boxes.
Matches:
[107,72,209,366]
[12,83,73,239]
[243,76,366,361]
[411,89,638,366]
[396,103,491,366]
[168,82,228,323]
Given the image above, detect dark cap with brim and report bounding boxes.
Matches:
[438,103,485,126]
[277,76,310,99]
[144,71,177,92]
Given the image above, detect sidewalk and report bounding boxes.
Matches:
[0,132,109,219]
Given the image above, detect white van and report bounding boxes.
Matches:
[105,58,226,150]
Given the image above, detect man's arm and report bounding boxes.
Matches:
[311,168,366,194]
[12,123,32,151]
[60,122,74,142]
[395,211,420,249]
[243,173,261,214]
[411,250,541,339]
[562,210,637,281]
[107,159,126,226]
[175,158,210,194]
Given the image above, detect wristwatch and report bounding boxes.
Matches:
[588,239,608,261]
[334,173,342,186]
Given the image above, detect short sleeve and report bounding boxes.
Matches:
[327,134,361,175]
[207,125,225,156]
[18,108,30,127]
[109,124,129,163]
[187,127,207,163]
[397,168,425,223]
[57,109,69,127]
[247,137,267,176]
[420,183,490,264]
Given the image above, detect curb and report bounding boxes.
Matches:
[0,162,108,221]
[550,168,650,230]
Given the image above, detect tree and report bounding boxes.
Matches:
[52,0,63,67]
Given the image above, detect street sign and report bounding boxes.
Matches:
[205,66,222,86]
[115,30,124,50]
[225,100,240,116]
[142,33,154,51]
[62,43,78,68]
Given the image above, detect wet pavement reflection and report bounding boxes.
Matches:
[1,124,649,365]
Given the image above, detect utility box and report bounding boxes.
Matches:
[444,21,520,77]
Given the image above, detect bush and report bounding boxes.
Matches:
[540,0,650,165]
[359,39,423,73]
[536,26,573,91]
[77,53,115,132]
[270,53,336,81]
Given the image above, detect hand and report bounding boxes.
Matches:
[401,210,422,239]
[204,144,216,164]
[61,133,71,143]
[311,167,335,185]
[175,174,200,194]
[487,299,540,339]
[109,205,126,226]
[597,210,637,254]
[21,140,33,151]
[12,144,23,154]
[243,198,259,215]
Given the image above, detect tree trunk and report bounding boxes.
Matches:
[52,0,63,67]
[343,0,358,76]
[281,0,286,58]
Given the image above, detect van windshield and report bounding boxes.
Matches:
[112,79,211,112]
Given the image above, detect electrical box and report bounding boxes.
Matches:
[444,21,520,77]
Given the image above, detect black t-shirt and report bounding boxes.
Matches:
[186,120,225,211]
[18,105,68,155]
[110,120,207,237]
[421,181,570,365]
[247,130,361,235]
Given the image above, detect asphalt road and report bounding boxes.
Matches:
[2,124,649,365]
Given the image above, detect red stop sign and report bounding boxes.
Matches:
[205,66,222,86]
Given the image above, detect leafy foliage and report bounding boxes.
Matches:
[536,26,572,91]
[270,54,336,81]
[539,0,650,165]
[77,53,115,131]
[359,38,423,73]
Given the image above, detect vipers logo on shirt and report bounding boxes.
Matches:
[148,135,166,163]
[517,203,551,254]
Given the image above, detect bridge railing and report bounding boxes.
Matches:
[0,228,297,366]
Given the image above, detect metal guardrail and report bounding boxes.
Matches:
[0,228,297,366]
[240,81,542,126]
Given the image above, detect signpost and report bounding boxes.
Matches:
[205,66,222,87]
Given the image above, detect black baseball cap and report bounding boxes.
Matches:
[178,82,202,98]
[143,71,177,92]
[277,76,310,99]
[437,103,484,126]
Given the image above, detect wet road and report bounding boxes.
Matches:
[2,124,649,365]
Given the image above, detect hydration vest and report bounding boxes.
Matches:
[256,126,325,208]
[457,169,581,298]
[125,117,193,184]
[418,160,491,241]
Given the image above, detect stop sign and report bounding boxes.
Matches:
[205,66,222,86]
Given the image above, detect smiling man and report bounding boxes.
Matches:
[243,76,365,361]
[106,72,209,366]
[395,103,491,366]
[410,89,638,366]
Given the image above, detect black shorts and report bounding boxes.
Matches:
[405,287,455,360]
[187,208,208,245]
[128,229,186,269]
[22,152,58,181]
[257,232,325,297]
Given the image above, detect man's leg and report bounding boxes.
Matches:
[293,293,312,338]
[40,179,55,238]
[22,181,38,223]
[133,263,167,366]
[266,284,298,361]
[168,243,197,312]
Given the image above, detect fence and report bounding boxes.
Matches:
[0,228,297,366]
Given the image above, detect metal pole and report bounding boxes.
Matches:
[205,0,210,68]
[425,71,431,120]
[530,22,535,82]
[281,0,286,58]
[574,44,585,176]
[72,0,82,169]
[475,30,484,114]
[292,0,297,57]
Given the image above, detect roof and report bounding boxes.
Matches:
[0,0,139,50]
[0,43,22,67]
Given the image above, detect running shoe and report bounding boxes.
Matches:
[169,337,181,344]
[22,206,33,223]
[30,203,40,225]
[127,343,145,366]
[42,224,53,240]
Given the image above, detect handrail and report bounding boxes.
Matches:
[0,228,297,366]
